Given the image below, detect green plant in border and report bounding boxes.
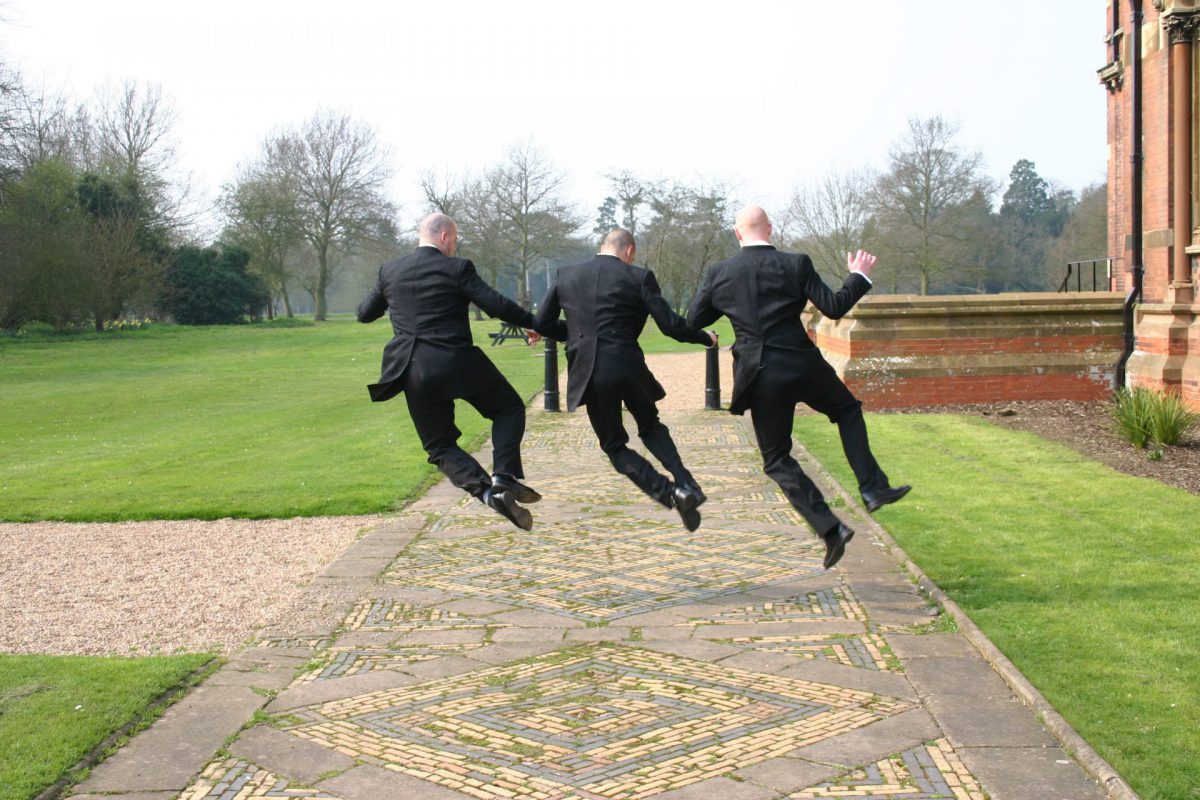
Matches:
[1111,386,1199,451]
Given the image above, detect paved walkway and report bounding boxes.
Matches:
[69,400,1112,800]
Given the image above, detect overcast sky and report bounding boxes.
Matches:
[2,0,1109,236]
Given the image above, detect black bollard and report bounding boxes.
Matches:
[543,338,560,412]
[704,344,721,410]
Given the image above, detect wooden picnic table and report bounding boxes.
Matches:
[488,322,530,346]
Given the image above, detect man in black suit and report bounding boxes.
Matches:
[687,206,910,568]
[357,212,566,531]
[533,228,716,531]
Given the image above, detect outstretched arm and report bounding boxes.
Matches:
[356,271,387,322]
[644,271,712,347]
[801,251,873,319]
[531,284,569,341]
[459,261,536,328]
[686,267,723,330]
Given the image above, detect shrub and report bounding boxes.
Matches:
[1112,387,1199,450]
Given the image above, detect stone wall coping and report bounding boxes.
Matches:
[848,292,1124,317]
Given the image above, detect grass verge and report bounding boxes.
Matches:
[0,653,214,800]
[795,412,1200,800]
[0,317,545,521]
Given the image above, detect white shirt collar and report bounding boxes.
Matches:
[740,239,772,247]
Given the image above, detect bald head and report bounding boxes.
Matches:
[734,205,772,244]
[419,212,458,255]
[599,228,636,264]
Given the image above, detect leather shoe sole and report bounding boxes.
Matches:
[493,476,541,504]
[821,523,855,569]
[677,505,701,532]
[487,489,533,531]
[863,484,911,513]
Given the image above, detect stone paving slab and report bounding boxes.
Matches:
[228,725,356,785]
[66,403,1119,800]
[73,685,265,794]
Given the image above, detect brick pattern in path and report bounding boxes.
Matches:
[68,388,1111,800]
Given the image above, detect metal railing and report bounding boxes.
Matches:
[1059,258,1116,292]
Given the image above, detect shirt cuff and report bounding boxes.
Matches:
[850,270,872,287]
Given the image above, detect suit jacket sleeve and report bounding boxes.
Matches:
[799,255,870,319]
[686,267,722,329]
[459,260,536,328]
[644,271,711,346]
[531,284,569,341]
[356,268,387,322]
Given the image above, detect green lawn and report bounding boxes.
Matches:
[636,316,734,354]
[0,317,546,521]
[0,653,213,800]
[795,413,1200,800]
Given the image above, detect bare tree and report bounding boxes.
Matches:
[778,168,877,283]
[604,169,653,235]
[268,110,395,320]
[489,141,581,307]
[94,80,193,235]
[96,80,177,176]
[871,116,998,294]
[220,165,304,318]
[640,179,737,310]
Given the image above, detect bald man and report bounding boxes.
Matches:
[357,212,566,531]
[687,206,910,568]
[533,229,716,531]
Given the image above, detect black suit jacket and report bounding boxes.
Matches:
[686,245,870,415]
[533,254,711,412]
[357,246,564,402]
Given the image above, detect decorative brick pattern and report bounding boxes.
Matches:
[284,645,911,799]
[343,599,499,632]
[789,739,985,799]
[179,758,341,799]
[726,633,894,671]
[383,514,825,621]
[682,587,867,626]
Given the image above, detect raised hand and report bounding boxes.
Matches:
[847,249,877,278]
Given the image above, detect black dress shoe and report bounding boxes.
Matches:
[492,474,541,504]
[671,485,702,532]
[485,489,533,531]
[862,484,911,513]
[821,523,855,569]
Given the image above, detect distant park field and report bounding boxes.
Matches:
[0,315,732,522]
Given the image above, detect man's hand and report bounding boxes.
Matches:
[525,330,543,345]
[707,330,719,347]
[847,249,877,278]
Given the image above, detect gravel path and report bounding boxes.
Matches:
[0,351,723,658]
[0,516,383,656]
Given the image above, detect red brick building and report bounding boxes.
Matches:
[1104,0,1200,406]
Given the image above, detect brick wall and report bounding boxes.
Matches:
[1105,1,1200,408]
[812,293,1124,409]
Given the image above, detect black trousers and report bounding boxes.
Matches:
[748,350,888,536]
[583,379,696,507]
[403,370,525,499]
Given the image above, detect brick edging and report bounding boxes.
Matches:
[798,442,1142,800]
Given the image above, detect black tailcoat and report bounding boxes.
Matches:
[533,255,710,412]
[357,246,563,402]
[686,246,870,415]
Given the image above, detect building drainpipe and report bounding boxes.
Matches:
[1116,0,1144,391]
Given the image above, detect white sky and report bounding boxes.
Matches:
[2,0,1109,236]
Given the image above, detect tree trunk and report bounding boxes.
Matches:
[315,247,328,320]
[280,277,294,318]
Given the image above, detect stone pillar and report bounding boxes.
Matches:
[1165,10,1199,303]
